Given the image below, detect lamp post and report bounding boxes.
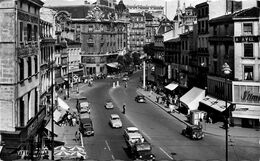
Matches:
[222,62,231,161]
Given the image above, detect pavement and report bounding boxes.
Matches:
[136,87,260,141]
[51,83,92,157]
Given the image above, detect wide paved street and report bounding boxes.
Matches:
[77,71,259,161]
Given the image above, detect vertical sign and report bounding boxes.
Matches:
[168,65,172,79]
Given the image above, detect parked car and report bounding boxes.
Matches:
[105,99,114,109]
[181,125,204,140]
[135,95,146,103]
[122,75,129,81]
[109,114,122,128]
[79,118,94,137]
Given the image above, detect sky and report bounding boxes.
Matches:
[43,0,207,19]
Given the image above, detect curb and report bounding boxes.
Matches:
[136,89,189,126]
[137,89,227,137]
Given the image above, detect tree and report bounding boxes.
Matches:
[143,43,155,58]
[132,52,142,65]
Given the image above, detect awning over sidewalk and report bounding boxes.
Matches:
[180,87,205,111]
[165,82,178,91]
[232,104,260,119]
[53,109,62,122]
[106,62,119,68]
[57,97,70,111]
[200,96,230,112]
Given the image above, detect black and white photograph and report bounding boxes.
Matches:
[0,0,259,160]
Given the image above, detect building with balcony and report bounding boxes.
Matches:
[128,12,145,54]
[206,7,260,128]
[0,0,45,160]
[50,0,128,76]
[144,12,160,45]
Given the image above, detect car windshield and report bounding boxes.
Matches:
[112,117,120,120]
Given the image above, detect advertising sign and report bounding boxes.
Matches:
[234,84,260,104]
[168,65,171,79]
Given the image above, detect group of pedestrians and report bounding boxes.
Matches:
[57,111,79,127]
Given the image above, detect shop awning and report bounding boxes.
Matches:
[232,104,260,119]
[106,62,119,68]
[57,97,70,111]
[53,109,62,122]
[55,77,65,85]
[180,87,205,111]
[165,82,178,91]
[200,96,230,112]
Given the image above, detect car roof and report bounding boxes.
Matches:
[111,114,120,118]
[126,127,139,132]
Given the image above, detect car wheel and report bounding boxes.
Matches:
[181,130,185,135]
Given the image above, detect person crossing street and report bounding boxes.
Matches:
[122,103,126,114]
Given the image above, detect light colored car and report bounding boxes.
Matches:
[105,100,114,109]
[122,76,129,81]
[123,127,144,144]
[135,95,146,103]
[109,114,122,128]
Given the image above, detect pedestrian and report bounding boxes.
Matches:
[122,103,126,114]
[72,117,77,126]
[75,130,80,142]
[156,96,159,103]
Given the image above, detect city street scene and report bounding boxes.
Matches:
[0,0,259,161]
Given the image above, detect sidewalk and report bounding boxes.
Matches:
[137,88,260,140]
[54,83,89,148]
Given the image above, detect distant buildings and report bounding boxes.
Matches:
[50,0,128,76]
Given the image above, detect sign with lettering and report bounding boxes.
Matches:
[234,36,259,43]
[234,84,260,104]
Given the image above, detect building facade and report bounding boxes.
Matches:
[128,12,145,54]
[51,0,128,76]
[0,0,45,160]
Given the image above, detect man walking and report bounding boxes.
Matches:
[122,103,126,114]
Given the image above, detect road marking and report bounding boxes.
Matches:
[159,147,173,160]
[142,131,151,141]
[105,140,111,151]
[111,154,115,160]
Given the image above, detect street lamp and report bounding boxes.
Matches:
[222,62,231,161]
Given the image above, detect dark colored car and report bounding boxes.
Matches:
[181,125,204,140]
[135,95,146,103]
[80,118,94,137]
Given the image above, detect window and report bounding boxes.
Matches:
[34,25,37,41]
[28,57,32,77]
[243,23,253,35]
[244,44,253,57]
[27,24,32,41]
[88,25,93,32]
[244,66,253,80]
[19,98,24,126]
[19,59,24,81]
[34,56,38,73]
[20,22,23,42]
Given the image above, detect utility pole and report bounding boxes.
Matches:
[51,51,54,160]
[143,60,146,89]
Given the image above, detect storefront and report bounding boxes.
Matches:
[232,81,260,128]
[0,107,46,161]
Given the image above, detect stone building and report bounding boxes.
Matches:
[50,0,128,76]
[144,12,160,45]
[206,7,260,127]
[128,12,145,54]
[0,0,45,160]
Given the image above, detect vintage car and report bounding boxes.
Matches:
[79,118,94,137]
[122,75,129,81]
[181,125,204,140]
[109,114,122,128]
[105,99,114,109]
[135,95,146,103]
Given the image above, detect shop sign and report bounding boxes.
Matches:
[234,85,260,104]
[17,150,29,157]
[234,36,259,43]
[27,107,46,138]
[168,65,171,79]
